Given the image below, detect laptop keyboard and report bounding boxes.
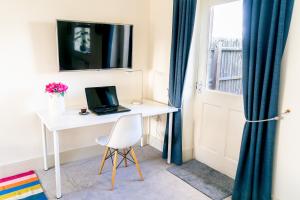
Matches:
[94,106,118,113]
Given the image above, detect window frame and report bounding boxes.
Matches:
[198,0,243,96]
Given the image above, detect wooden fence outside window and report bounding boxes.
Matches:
[207,39,243,95]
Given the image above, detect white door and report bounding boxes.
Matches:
[193,0,244,178]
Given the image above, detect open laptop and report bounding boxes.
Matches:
[85,86,131,115]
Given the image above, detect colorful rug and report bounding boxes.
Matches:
[0,170,47,200]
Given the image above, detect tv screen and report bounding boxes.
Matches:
[57,20,133,71]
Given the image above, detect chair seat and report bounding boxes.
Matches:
[96,136,110,146]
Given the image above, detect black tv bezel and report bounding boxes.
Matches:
[56,19,134,72]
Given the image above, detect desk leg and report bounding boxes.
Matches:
[53,131,62,199]
[167,113,173,164]
[147,116,150,145]
[140,119,144,147]
[141,116,150,147]
[41,123,48,171]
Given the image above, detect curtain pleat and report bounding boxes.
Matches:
[162,0,197,165]
[233,0,294,199]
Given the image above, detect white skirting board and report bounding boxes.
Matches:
[0,145,104,178]
[0,137,193,178]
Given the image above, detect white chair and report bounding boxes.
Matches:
[96,113,144,190]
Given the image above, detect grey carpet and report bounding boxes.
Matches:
[167,160,234,200]
[37,146,212,200]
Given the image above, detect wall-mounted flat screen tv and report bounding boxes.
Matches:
[57,20,133,71]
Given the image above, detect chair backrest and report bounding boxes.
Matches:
[107,113,143,149]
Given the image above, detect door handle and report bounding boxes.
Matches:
[195,81,203,93]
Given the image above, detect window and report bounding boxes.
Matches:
[206,1,243,95]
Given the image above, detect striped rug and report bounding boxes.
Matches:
[0,170,47,200]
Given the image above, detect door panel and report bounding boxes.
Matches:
[200,103,223,153]
[225,110,244,162]
[195,91,243,178]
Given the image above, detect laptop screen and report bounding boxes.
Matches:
[85,86,119,110]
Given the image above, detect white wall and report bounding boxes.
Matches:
[0,0,150,172]
[146,0,172,152]
[273,0,300,199]
[148,0,172,103]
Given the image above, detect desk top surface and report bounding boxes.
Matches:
[37,99,178,131]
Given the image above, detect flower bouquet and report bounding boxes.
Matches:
[45,82,68,96]
[45,82,68,115]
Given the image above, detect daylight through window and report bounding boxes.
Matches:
[206,1,243,95]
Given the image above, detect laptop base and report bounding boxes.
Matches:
[92,105,131,116]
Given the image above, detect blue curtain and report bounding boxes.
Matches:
[233,0,294,199]
[162,0,197,165]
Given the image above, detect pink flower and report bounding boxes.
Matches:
[45,82,68,96]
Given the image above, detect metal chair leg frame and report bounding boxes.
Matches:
[98,146,144,189]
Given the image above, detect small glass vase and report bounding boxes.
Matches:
[48,94,65,116]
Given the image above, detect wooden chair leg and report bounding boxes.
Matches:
[99,146,109,175]
[111,150,118,190]
[130,148,144,181]
[123,149,128,167]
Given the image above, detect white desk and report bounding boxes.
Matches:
[36,100,178,199]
